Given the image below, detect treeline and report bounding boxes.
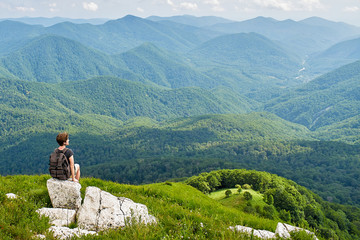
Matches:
[186,169,360,240]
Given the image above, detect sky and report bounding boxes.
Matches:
[1,0,360,26]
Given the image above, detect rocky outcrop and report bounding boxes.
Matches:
[77,186,157,231]
[230,222,318,239]
[253,229,276,239]
[229,225,275,239]
[276,222,318,240]
[36,208,76,227]
[47,178,82,210]
[36,180,156,239]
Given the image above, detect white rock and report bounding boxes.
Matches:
[77,186,157,231]
[253,229,276,239]
[33,234,46,239]
[36,208,76,227]
[275,223,318,240]
[6,193,17,199]
[230,225,277,239]
[230,225,253,234]
[76,187,101,231]
[47,178,82,210]
[48,226,97,240]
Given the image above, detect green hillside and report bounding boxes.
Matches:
[315,115,360,144]
[1,172,359,239]
[0,35,128,83]
[0,20,42,56]
[307,37,360,75]
[265,60,360,130]
[114,43,219,89]
[188,32,303,92]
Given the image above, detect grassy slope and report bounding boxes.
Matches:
[0,175,278,239]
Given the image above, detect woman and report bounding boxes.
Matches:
[56,132,80,182]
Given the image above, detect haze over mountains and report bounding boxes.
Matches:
[1,14,360,211]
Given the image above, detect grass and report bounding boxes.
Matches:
[209,188,267,209]
[0,175,281,239]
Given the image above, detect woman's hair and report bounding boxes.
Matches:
[56,132,69,146]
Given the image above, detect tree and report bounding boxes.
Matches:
[243,191,252,200]
[279,209,291,222]
[225,189,232,198]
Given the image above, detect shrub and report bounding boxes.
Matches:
[243,191,252,200]
[225,190,232,198]
[279,209,291,222]
[242,184,251,189]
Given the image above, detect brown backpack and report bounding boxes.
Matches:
[49,148,70,180]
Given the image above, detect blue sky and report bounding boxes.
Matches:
[1,0,360,25]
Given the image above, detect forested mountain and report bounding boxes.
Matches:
[147,15,234,27]
[207,16,360,57]
[44,15,221,54]
[265,60,360,130]
[0,16,221,55]
[0,35,124,83]
[307,37,360,75]
[114,43,218,89]
[0,21,42,56]
[0,31,305,92]
[188,32,303,91]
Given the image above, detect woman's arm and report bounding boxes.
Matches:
[68,156,77,182]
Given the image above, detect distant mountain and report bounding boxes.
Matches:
[0,15,221,55]
[0,35,125,83]
[307,37,360,75]
[188,32,303,91]
[265,60,360,130]
[44,15,219,54]
[300,16,360,36]
[0,32,304,93]
[0,20,43,56]
[207,16,360,57]
[114,42,219,88]
[0,17,110,26]
[147,15,234,27]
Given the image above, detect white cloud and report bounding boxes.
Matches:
[137,7,145,12]
[167,0,175,7]
[166,0,198,11]
[203,0,220,5]
[180,2,198,10]
[238,0,323,11]
[49,3,57,8]
[15,6,35,12]
[83,2,99,11]
[343,6,359,12]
